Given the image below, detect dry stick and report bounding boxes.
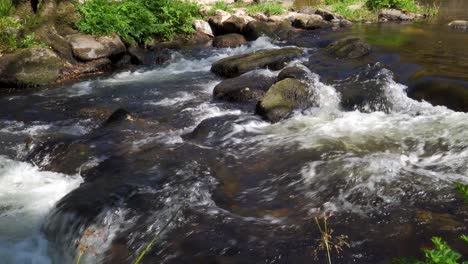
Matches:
[133,205,184,264]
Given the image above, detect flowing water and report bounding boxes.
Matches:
[0,1,467,263]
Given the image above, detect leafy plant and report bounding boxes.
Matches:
[245,2,285,16]
[419,236,466,264]
[365,0,421,13]
[19,33,46,48]
[76,0,201,43]
[0,0,13,17]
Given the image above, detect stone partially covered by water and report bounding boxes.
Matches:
[211,47,304,78]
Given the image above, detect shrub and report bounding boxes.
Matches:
[245,2,285,16]
[76,0,201,43]
[0,16,20,51]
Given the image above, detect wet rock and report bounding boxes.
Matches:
[407,78,468,112]
[211,47,303,78]
[66,33,126,61]
[213,71,276,102]
[335,63,392,112]
[104,108,133,126]
[213,33,247,48]
[0,47,63,87]
[71,57,112,75]
[315,8,343,21]
[292,14,330,30]
[193,19,214,37]
[154,49,172,65]
[256,78,311,122]
[416,210,464,231]
[378,8,424,21]
[326,37,371,59]
[277,64,310,81]
[128,45,147,65]
[183,115,242,144]
[243,20,292,41]
[448,20,468,29]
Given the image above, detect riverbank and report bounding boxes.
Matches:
[0,0,442,90]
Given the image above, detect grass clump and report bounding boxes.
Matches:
[76,0,201,43]
[366,0,422,13]
[245,2,285,16]
[0,0,13,17]
[208,1,233,16]
[322,0,376,21]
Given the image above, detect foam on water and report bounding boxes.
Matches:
[0,156,83,264]
[102,37,285,84]
[220,67,468,213]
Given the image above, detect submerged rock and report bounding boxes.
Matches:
[213,33,247,48]
[326,37,371,59]
[256,78,311,122]
[448,20,468,29]
[213,71,276,102]
[211,47,303,78]
[66,33,126,61]
[0,47,63,87]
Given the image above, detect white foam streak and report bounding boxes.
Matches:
[0,156,83,264]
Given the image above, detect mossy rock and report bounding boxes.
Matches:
[35,24,76,64]
[327,37,371,59]
[211,47,303,78]
[0,47,63,87]
[213,33,246,48]
[256,78,310,122]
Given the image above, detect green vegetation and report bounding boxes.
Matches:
[392,183,468,264]
[208,1,233,15]
[76,0,201,43]
[0,16,45,52]
[245,2,286,16]
[455,183,468,203]
[318,0,437,21]
[0,0,13,17]
[322,0,376,21]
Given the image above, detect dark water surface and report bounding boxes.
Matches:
[0,1,467,263]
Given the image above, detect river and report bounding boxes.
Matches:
[0,1,467,263]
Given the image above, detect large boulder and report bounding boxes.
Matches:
[292,14,330,30]
[213,71,276,102]
[326,37,371,59]
[66,33,126,61]
[213,33,247,48]
[208,10,232,35]
[256,78,311,122]
[211,47,303,78]
[0,48,63,87]
[448,20,468,29]
[243,20,292,41]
